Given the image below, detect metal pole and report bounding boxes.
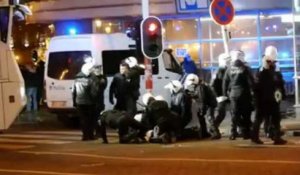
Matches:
[221,25,229,55]
[142,0,149,18]
[142,0,153,92]
[292,5,299,107]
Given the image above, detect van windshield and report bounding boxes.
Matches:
[47,51,91,80]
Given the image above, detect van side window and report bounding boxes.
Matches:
[162,50,182,74]
[47,51,91,80]
[0,7,9,43]
[102,50,158,76]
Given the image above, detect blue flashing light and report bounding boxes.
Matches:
[280,52,289,58]
[68,28,77,35]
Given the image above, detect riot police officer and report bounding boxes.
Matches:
[251,46,287,145]
[211,53,231,128]
[223,50,255,140]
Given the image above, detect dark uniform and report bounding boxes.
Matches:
[109,73,129,111]
[98,110,147,144]
[126,65,144,117]
[197,83,220,139]
[252,67,287,144]
[183,78,220,139]
[211,67,229,127]
[91,72,107,138]
[170,89,190,128]
[223,60,255,140]
[72,72,97,141]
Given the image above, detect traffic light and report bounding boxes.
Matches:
[140,16,163,59]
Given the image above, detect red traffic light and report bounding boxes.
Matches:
[140,16,163,59]
[148,23,158,33]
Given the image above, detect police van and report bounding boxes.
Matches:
[44,33,182,124]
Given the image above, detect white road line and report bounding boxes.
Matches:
[25,131,118,137]
[20,151,300,165]
[0,144,35,150]
[26,131,82,135]
[0,134,80,141]
[0,138,72,144]
[236,142,300,148]
[0,169,94,175]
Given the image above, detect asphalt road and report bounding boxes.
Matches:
[0,125,300,175]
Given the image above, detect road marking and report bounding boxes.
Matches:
[0,132,82,148]
[20,151,300,165]
[0,138,72,144]
[25,131,118,137]
[0,143,35,150]
[0,169,94,175]
[80,163,105,167]
[0,134,80,141]
[236,141,300,148]
[25,131,82,135]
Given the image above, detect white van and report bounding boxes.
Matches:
[45,33,182,123]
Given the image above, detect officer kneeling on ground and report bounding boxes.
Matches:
[142,93,182,144]
[97,110,148,144]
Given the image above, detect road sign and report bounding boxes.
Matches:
[209,0,235,25]
[175,48,188,57]
[176,0,209,13]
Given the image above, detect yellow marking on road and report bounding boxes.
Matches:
[20,151,300,165]
[0,169,94,175]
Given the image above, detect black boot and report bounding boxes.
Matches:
[229,128,238,140]
[273,138,287,145]
[229,133,237,140]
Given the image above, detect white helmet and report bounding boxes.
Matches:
[134,113,143,122]
[164,80,183,94]
[184,74,199,87]
[125,56,138,68]
[142,92,154,105]
[81,62,94,76]
[84,55,93,64]
[145,130,154,142]
[230,50,245,63]
[155,95,165,101]
[218,53,231,67]
[264,45,278,61]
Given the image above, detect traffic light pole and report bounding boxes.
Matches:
[142,0,149,18]
[142,0,153,92]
